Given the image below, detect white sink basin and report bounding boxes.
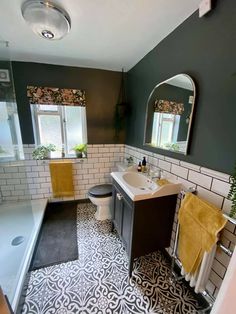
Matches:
[111,172,182,201]
[122,172,158,191]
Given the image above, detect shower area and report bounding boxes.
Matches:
[0,41,46,312]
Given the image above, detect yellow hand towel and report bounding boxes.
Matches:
[178,193,227,275]
[156,179,170,186]
[49,161,74,198]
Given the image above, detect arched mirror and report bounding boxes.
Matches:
[144,74,196,155]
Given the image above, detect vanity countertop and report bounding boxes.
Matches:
[111,171,182,201]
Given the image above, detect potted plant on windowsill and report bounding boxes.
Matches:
[32,144,56,160]
[72,144,87,158]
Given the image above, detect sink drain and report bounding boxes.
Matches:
[11,236,24,246]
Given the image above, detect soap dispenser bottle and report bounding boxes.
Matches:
[137,162,142,172]
[142,157,147,172]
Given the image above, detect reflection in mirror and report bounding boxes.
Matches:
[0,41,24,161]
[144,74,195,155]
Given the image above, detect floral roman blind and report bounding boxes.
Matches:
[27,86,86,106]
[154,99,184,115]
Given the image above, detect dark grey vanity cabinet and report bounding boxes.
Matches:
[112,180,178,276]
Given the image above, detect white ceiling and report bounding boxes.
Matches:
[0,0,200,71]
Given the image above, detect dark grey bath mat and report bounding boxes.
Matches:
[30,201,78,271]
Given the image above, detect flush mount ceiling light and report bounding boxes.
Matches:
[21,0,71,40]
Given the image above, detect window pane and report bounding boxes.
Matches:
[160,120,173,146]
[151,112,160,146]
[13,113,24,159]
[162,113,174,119]
[0,102,14,157]
[0,102,23,159]
[38,105,58,112]
[38,115,62,148]
[65,107,87,154]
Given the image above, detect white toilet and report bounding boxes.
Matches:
[88,184,113,220]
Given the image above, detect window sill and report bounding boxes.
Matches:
[45,156,87,161]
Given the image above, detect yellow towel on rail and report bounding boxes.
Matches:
[178,193,226,275]
[49,161,74,197]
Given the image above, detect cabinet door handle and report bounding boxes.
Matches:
[117,193,123,201]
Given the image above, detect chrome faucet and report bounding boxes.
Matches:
[150,169,162,180]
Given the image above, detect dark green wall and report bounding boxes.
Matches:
[126,0,236,174]
[12,62,123,144]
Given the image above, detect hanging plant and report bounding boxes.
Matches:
[227,163,236,218]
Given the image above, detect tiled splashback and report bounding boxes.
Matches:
[124,145,235,299]
[0,143,235,300]
[0,144,124,202]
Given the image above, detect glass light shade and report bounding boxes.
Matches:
[22,1,71,40]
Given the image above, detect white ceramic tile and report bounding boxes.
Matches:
[196,186,224,208]
[201,167,230,182]
[164,172,177,181]
[83,174,94,179]
[212,260,226,278]
[176,177,196,190]
[24,160,37,166]
[12,172,26,179]
[206,281,216,295]
[171,164,188,179]
[0,173,12,179]
[222,229,236,244]
[180,161,200,172]
[154,153,165,160]
[211,179,230,197]
[224,219,235,234]
[159,159,171,172]
[215,250,231,268]
[165,157,180,165]
[88,168,99,174]
[6,178,21,185]
[4,166,19,173]
[15,184,29,190]
[209,270,223,289]
[188,170,212,189]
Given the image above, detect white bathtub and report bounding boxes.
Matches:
[0,199,47,312]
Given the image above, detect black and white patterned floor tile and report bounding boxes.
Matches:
[22,203,203,314]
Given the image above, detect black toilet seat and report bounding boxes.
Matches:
[88,184,112,198]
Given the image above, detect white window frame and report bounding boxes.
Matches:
[151,112,180,147]
[31,104,87,156]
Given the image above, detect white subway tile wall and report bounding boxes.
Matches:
[124,144,235,300]
[0,144,124,202]
[0,143,235,301]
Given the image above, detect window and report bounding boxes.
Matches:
[0,101,23,160]
[151,112,180,148]
[31,104,87,157]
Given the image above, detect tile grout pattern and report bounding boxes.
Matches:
[22,203,203,314]
[0,144,124,202]
[124,144,236,299]
[1,142,235,300]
